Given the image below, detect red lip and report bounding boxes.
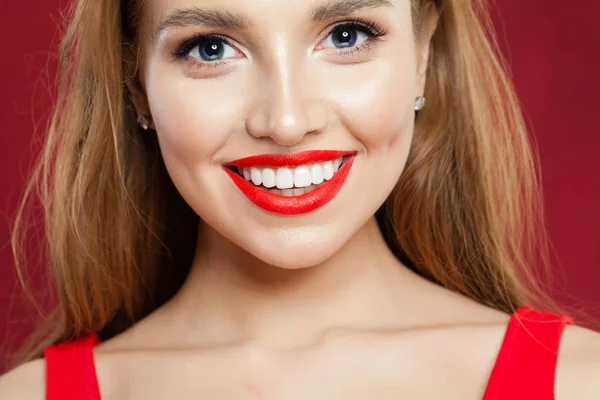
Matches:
[223,152,356,215]
[225,150,356,168]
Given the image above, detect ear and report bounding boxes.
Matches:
[415,2,439,97]
[125,72,156,130]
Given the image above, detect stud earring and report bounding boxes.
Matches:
[137,115,151,130]
[414,96,426,111]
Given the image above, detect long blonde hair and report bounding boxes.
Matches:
[11,0,559,364]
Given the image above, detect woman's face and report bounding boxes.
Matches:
[137,0,430,268]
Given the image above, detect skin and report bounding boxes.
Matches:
[1,0,599,398]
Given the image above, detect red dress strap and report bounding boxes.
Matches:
[44,333,102,400]
[483,306,574,400]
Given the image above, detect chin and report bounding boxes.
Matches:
[237,223,351,270]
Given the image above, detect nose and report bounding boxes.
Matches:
[246,55,327,146]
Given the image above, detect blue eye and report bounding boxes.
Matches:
[322,23,375,50]
[190,37,237,62]
[173,35,238,63]
[198,39,224,61]
[332,27,360,48]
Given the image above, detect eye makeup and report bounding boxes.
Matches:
[169,17,389,71]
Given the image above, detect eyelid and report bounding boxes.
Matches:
[325,18,386,37]
[171,33,244,61]
[315,18,387,51]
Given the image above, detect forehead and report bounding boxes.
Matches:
[144,0,405,42]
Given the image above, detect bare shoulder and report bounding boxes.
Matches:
[555,325,600,399]
[0,359,46,400]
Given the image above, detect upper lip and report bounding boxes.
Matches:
[225,150,356,168]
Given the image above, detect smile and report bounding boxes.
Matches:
[223,150,356,215]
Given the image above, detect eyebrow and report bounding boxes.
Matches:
[156,7,250,38]
[155,0,393,40]
[311,0,393,21]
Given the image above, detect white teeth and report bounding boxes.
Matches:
[276,168,294,189]
[240,156,345,189]
[267,184,319,197]
[262,168,276,188]
[311,164,324,185]
[250,168,263,186]
[323,161,334,180]
[293,166,312,188]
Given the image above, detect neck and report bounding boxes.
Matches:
[167,216,427,348]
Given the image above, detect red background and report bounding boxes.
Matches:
[1,0,599,371]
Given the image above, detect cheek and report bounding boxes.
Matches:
[144,66,248,167]
[314,46,418,201]
[320,56,417,153]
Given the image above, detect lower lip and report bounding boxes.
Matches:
[223,156,355,215]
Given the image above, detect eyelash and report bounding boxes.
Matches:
[171,18,388,69]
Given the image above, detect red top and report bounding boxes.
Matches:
[43,306,573,399]
[482,306,574,399]
[44,332,101,400]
